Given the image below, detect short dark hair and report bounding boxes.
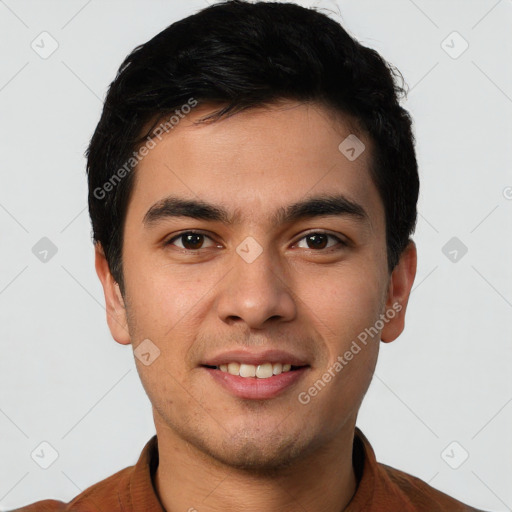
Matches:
[86,0,419,293]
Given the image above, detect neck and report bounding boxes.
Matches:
[153,422,358,512]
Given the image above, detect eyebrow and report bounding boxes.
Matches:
[143,193,369,227]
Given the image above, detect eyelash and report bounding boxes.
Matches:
[164,230,348,252]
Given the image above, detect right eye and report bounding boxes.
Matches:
[165,231,218,251]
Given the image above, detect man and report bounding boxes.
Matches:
[14,1,488,511]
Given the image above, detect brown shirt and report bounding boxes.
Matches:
[12,428,487,511]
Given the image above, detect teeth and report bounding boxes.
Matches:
[239,363,256,377]
[217,362,297,378]
[227,362,240,376]
[256,363,273,379]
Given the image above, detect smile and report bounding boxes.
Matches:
[202,364,309,400]
[206,362,303,379]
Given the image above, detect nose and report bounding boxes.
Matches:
[215,242,297,329]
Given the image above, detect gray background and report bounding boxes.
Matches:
[0,0,511,510]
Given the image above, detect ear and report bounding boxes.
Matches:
[94,243,131,345]
[380,240,417,343]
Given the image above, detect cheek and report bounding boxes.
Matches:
[296,263,385,342]
[123,251,213,335]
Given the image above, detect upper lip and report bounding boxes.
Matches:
[202,349,310,367]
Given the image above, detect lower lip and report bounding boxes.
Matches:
[204,366,309,400]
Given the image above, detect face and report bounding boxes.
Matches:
[96,100,416,471]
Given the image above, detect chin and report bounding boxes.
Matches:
[196,425,322,475]
[155,398,327,473]
[215,439,304,474]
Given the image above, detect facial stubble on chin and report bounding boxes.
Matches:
[189,423,325,477]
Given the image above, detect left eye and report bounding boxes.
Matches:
[296,232,345,250]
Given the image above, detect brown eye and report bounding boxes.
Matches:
[306,234,328,249]
[296,232,346,250]
[166,231,215,250]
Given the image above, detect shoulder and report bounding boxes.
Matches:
[352,428,490,512]
[9,435,159,512]
[379,462,489,512]
[9,500,66,512]
[8,466,133,512]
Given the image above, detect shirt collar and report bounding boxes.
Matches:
[124,427,380,511]
[125,434,165,511]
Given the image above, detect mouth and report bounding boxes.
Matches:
[202,362,307,379]
[201,357,310,400]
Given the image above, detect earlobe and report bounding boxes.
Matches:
[94,243,131,345]
[380,240,417,343]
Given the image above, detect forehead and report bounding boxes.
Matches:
[129,101,384,233]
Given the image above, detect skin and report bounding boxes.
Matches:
[95,100,417,512]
